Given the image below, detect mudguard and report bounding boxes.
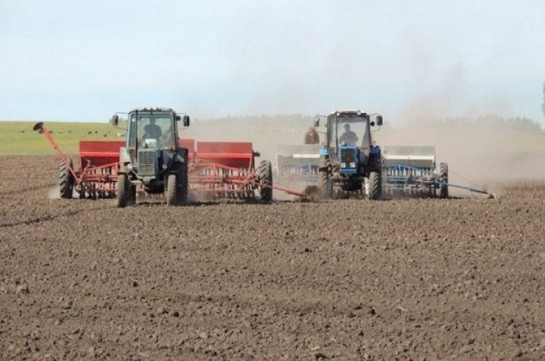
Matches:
[368,147,382,173]
[119,147,132,172]
[172,148,188,164]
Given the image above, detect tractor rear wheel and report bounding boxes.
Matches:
[116,173,129,208]
[166,173,178,206]
[368,171,382,200]
[439,162,449,198]
[258,160,273,202]
[59,159,74,199]
[318,156,332,198]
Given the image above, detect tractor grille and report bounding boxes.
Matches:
[340,148,356,163]
[138,149,157,176]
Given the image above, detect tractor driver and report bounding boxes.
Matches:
[142,118,162,144]
[339,123,358,145]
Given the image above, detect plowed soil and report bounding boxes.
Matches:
[1,155,545,361]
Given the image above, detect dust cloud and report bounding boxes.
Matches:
[183,115,312,168]
[47,186,60,200]
[369,60,545,190]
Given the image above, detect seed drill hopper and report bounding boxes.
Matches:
[382,146,448,198]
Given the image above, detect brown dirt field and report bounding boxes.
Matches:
[1,155,545,361]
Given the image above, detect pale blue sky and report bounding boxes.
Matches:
[1,0,544,123]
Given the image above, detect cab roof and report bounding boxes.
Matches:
[330,110,366,117]
[131,107,174,113]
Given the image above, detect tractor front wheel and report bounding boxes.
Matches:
[258,160,273,202]
[116,173,130,208]
[368,171,382,200]
[59,159,74,199]
[166,173,178,206]
[127,182,136,206]
[318,156,332,199]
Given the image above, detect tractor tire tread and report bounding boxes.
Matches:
[318,156,332,198]
[116,173,129,207]
[368,170,382,200]
[166,173,178,206]
[177,162,189,205]
[258,160,273,202]
[439,162,449,198]
[59,160,74,199]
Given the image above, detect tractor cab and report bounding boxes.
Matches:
[321,110,382,176]
[110,107,191,207]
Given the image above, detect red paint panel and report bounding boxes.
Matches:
[79,141,124,168]
[196,141,254,169]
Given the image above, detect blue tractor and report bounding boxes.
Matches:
[316,110,383,199]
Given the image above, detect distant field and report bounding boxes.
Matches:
[0,121,123,155]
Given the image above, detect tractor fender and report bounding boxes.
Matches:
[367,147,382,173]
[119,147,132,172]
[172,148,188,164]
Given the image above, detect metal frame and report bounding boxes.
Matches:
[33,122,122,198]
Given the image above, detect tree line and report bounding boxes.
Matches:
[442,114,542,132]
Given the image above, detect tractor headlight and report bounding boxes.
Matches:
[341,162,346,168]
[349,162,356,168]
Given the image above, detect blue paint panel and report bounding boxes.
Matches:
[340,168,358,174]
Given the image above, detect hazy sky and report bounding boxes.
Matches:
[1,0,544,123]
